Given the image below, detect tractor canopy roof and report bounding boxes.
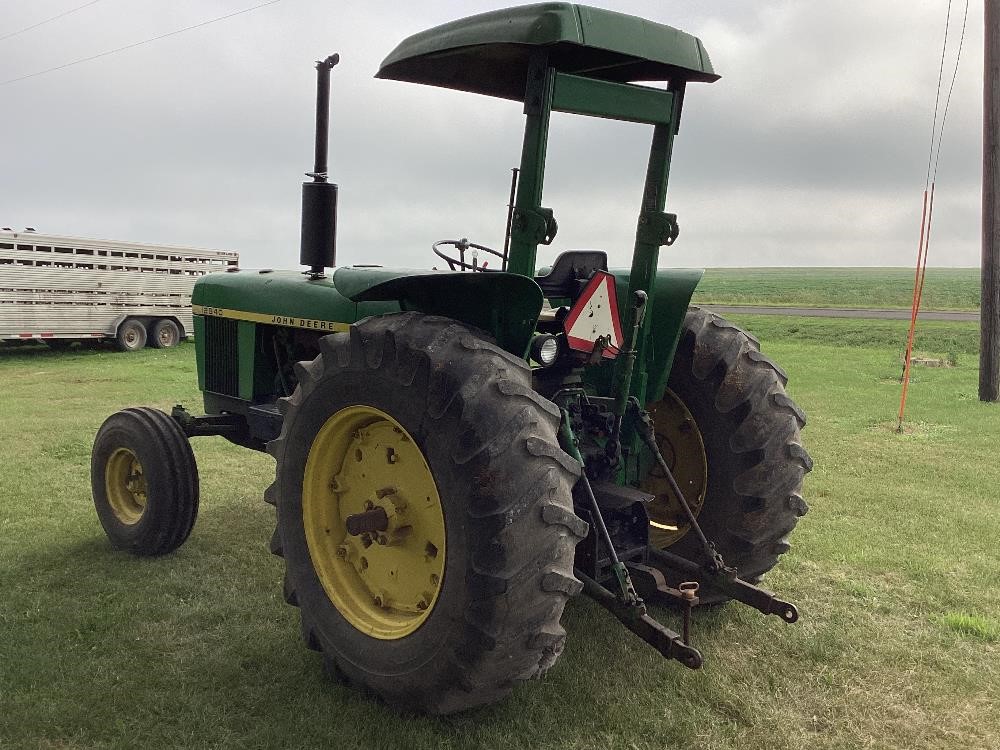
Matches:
[376,2,718,101]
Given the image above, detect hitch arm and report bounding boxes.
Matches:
[559,409,642,607]
[170,405,244,438]
[648,547,799,623]
[576,570,702,669]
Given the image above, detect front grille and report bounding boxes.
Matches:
[204,316,239,396]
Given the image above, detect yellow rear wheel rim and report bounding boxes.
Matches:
[641,388,708,548]
[302,405,446,640]
[105,447,148,525]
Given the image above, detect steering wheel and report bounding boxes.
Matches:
[432,238,507,272]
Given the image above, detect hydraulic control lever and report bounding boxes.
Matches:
[608,290,648,465]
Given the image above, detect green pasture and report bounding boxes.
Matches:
[1,316,997,749]
[690,267,980,311]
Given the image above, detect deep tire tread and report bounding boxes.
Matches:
[269,312,583,714]
[91,407,199,556]
[658,307,810,588]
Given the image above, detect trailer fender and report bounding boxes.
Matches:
[109,313,128,337]
[334,267,544,356]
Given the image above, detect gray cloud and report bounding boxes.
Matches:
[0,0,984,269]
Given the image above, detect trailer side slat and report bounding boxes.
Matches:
[0,231,237,343]
[1,268,202,294]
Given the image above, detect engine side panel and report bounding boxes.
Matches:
[191,270,399,408]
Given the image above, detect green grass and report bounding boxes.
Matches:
[725,315,981,361]
[690,267,980,310]
[2,330,998,750]
[939,613,1000,643]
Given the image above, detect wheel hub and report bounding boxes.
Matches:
[641,388,708,548]
[302,406,445,639]
[104,447,147,525]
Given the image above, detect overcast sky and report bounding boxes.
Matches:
[0,0,984,269]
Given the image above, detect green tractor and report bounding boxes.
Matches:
[91,4,810,714]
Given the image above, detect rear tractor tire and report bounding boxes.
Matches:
[266,312,587,714]
[150,319,181,349]
[116,319,147,352]
[642,307,811,594]
[91,407,200,556]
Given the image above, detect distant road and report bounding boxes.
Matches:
[702,305,979,322]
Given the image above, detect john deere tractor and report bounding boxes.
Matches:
[91,4,810,714]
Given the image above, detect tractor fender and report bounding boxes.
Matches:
[334,267,544,356]
[622,267,704,403]
[583,268,704,404]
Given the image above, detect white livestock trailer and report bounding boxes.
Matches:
[0,230,238,351]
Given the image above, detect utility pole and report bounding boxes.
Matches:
[983,0,1000,401]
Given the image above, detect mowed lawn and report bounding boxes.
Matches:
[1,320,997,750]
[690,267,980,310]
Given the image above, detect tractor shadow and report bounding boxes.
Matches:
[6,499,765,746]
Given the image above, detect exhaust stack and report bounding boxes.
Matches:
[300,53,340,277]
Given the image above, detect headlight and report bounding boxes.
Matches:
[529,334,560,367]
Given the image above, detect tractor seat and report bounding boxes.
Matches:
[534,250,608,299]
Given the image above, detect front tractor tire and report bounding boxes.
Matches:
[643,308,812,592]
[91,407,200,556]
[267,313,586,714]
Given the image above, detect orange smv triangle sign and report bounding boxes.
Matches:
[562,270,624,359]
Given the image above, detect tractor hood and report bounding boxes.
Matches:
[191,267,542,356]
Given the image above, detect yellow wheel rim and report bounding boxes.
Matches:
[641,388,708,548]
[105,447,148,525]
[302,405,446,640]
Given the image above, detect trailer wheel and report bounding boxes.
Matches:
[150,319,181,349]
[642,308,811,593]
[116,319,147,352]
[266,312,586,714]
[91,407,199,556]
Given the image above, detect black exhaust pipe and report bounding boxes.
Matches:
[300,53,340,277]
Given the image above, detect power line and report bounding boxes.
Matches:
[932,0,970,182]
[0,0,282,88]
[0,0,105,44]
[898,0,970,431]
[921,0,970,189]
[923,0,953,191]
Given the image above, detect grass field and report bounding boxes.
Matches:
[1,318,997,750]
[690,267,980,311]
